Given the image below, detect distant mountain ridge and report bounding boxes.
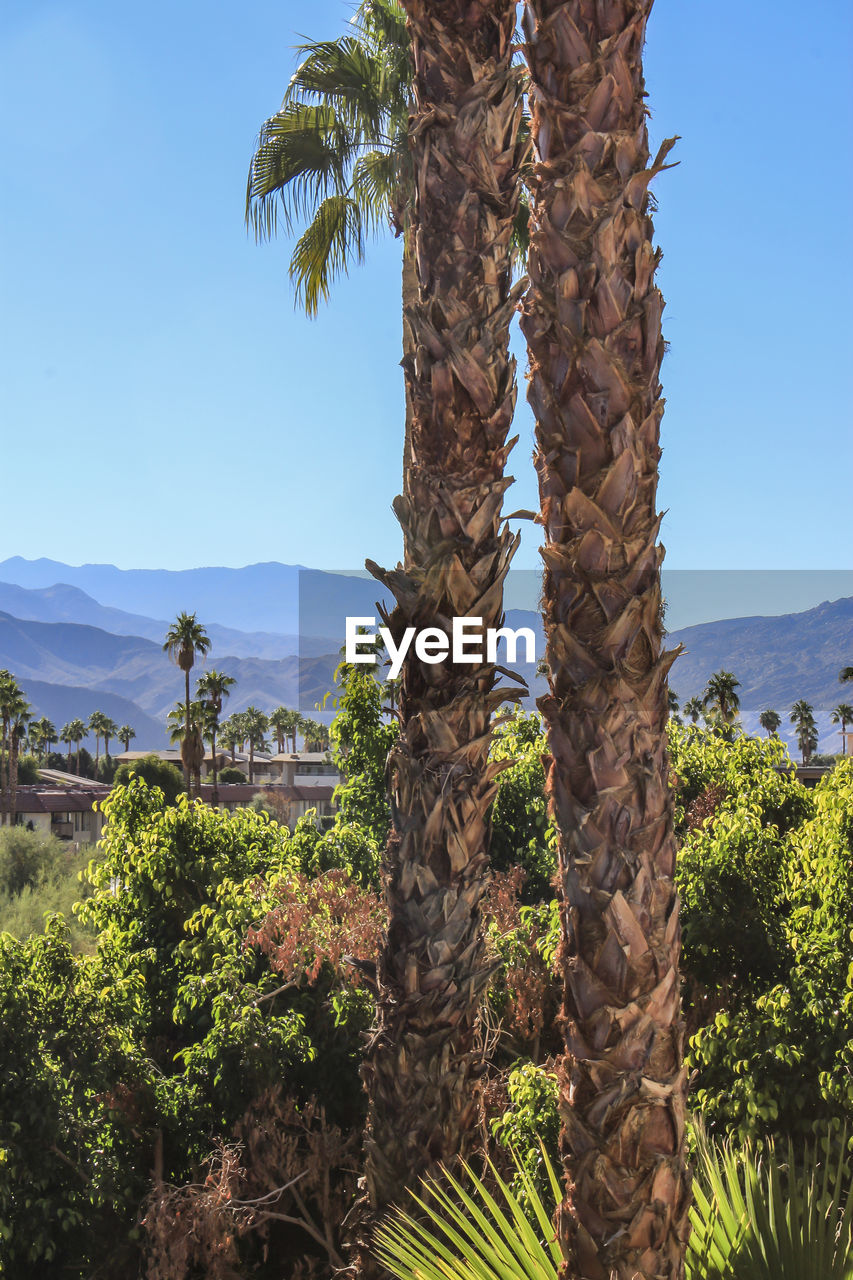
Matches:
[0,581,300,660]
[0,556,850,759]
[668,596,853,750]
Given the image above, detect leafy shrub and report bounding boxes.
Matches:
[16,754,40,784]
[674,731,853,1142]
[218,766,247,784]
[113,753,184,804]
[489,711,556,901]
[0,828,94,950]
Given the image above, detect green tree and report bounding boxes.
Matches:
[839,665,853,684]
[117,724,136,753]
[241,706,269,785]
[196,669,237,804]
[830,703,853,754]
[328,660,396,846]
[790,699,819,764]
[67,717,87,776]
[703,670,742,730]
[87,710,109,768]
[683,696,704,725]
[759,709,781,736]
[163,612,212,795]
[113,754,185,806]
[519,1,690,1271]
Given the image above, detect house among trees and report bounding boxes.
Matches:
[12,768,111,845]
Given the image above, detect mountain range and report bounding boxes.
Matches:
[0,559,850,757]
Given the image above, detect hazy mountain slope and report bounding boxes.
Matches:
[0,581,300,660]
[0,612,338,722]
[0,557,306,633]
[668,596,853,751]
[21,681,166,751]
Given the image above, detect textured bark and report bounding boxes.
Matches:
[358,0,525,1251]
[519,2,690,1277]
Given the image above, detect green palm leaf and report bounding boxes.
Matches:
[289,194,365,315]
[686,1124,853,1279]
[373,1148,561,1280]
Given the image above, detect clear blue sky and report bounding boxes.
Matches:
[1,0,851,574]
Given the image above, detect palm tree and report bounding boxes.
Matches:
[300,717,330,752]
[683,696,704,725]
[247,0,412,316]
[0,675,30,826]
[60,722,76,770]
[167,700,206,795]
[703,670,742,728]
[101,716,119,762]
[240,706,269,786]
[759,709,781,737]
[196,669,236,804]
[840,665,853,684]
[7,703,31,827]
[29,716,57,761]
[219,715,241,764]
[831,703,853,756]
[668,690,681,722]
[519,2,689,1273]
[358,0,525,1238]
[0,670,19,823]
[790,700,819,764]
[163,612,212,795]
[67,718,87,776]
[87,710,109,768]
[268,705,291,755]
[117,724,136,753]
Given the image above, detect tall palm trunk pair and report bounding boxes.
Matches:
[365,2,688,1277]
[251,1,689,1274]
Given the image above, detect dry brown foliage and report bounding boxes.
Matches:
[142,1090,360,1280]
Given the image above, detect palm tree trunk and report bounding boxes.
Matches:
[76,741,81,775]
[248,743,254,786]
[359,0,524,1251]
[211,726,219,806]
[519,4,690,1277]
[184,668,192,797]
[9,731,20,828]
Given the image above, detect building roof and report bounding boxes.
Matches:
[16,787,106,814]
[37,768,111,792]
[269,751,335,764]
[195,784,335,804]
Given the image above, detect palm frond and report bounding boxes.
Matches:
[373,1147,561,1280]
[686,1124,853,1279]
[287,36,386,135]
[352,149,403,228]
[246,103,357,241]
[289,194,365,316]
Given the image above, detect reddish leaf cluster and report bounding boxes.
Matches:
[247,870,384,988]
[686,782,727,832]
